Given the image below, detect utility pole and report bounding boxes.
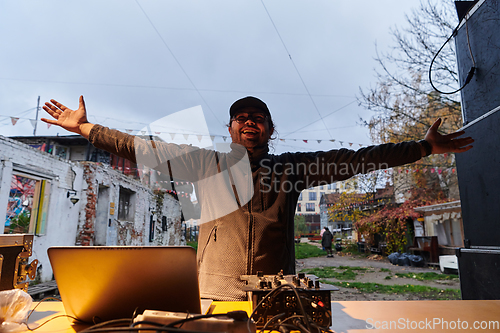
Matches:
[34,96,40,136]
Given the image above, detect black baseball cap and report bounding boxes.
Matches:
[229,96,271,119]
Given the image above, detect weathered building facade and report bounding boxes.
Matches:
[0,135,184,283]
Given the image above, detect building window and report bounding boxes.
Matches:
[118,187,135,221]
[5,174,50,235]
[309,192,317,201]
[54,145,69,160]
[320,185,324,190]
[298,193,302,201]
[306,203,315,212]
[297,203,301,211]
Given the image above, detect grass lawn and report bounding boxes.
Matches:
[322,280,461,300]
[394,272,458,281]
[295,243,326,259]
[300,266,368,280]
[186,242,326,259]
[187,241,198,251]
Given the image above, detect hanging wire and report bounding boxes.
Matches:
[429,10,476,95]
[133,0,223,127]
[282,100,357,138]
[260,0,333,139]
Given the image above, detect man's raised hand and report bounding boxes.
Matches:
[42,95,94,139]
[424,118,474,155]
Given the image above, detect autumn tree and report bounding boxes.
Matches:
[355,181,448,253]
[360,0,460,132]
[329,190,370,226]
[359,0,462,199]
[355,1,463,251]
[294,215,308,238]
[327,171,392,239]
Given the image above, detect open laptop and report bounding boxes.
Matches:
[48,246,204,323]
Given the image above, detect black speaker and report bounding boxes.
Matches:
[454,0,500,300]
[457,248,500,300]
[455,0,500,248]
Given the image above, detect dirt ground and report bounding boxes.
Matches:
[295,245,460,301]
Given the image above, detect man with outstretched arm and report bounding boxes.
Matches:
[42,95,473,301]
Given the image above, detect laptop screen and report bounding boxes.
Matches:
[48,246,201,323]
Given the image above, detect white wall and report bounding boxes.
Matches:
[0,135,83,282]
[0,136,184,284]
[77,162,183,247]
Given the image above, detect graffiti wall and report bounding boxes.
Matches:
[4,174,36,233]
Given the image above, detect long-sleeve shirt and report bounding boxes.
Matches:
[89,124,422,300]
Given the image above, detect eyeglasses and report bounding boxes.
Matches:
[232,113,268,124]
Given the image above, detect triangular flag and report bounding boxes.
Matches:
[431,168,435,173]
[183,134,189,140]
[317,140,322,144]
[438,169,442,174]
[339,141,343,146]
[170,133,176,140]
[452,168,456,173]
[330,139,336,142]
[30,119,36,128]
[223,136,227,142]
[423,168,427,173]
[155,132,161,135]
[280,139,285,142]
[197,135,203,142]
[349,142,353,147]
[359,144,362,147]
[126,129,133,134]
[10,117,19,125]
[210,136,215,141]
[47,123,51,129]
[303,140,308,143]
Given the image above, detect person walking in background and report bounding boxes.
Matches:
[320,226,326,250]
[322,227,334,258]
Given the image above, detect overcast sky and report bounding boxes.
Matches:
[0,0,421,154]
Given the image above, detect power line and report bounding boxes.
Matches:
[260,0,332,138]
[134,0,223,127]
[0,77,354,99]
[280,125,357,135]
[282,100,357,138]
[14,107,37,117]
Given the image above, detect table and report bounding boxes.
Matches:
[24,300,500,332]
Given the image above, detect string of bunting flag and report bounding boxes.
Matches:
[396,167,456,174]
[1,115,372,147]
[111,161,456,176]
[118,128,371,148]
[0,115,38,127]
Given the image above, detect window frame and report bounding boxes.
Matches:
[6,170,51,235]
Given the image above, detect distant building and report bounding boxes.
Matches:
[319,182,394,237]
[414,200,463,253]
[295,183,339,233]
[10,134,139,178]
